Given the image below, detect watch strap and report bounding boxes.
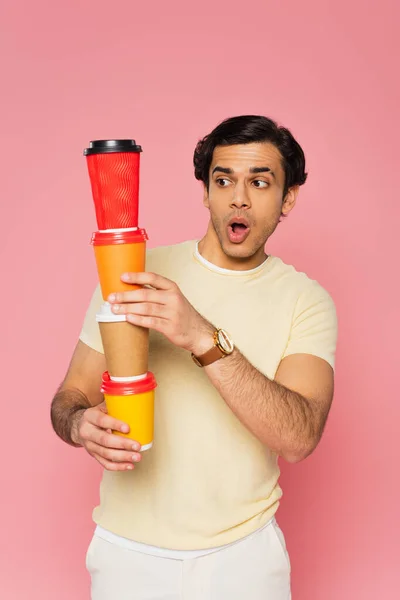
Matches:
[191,344,226,367]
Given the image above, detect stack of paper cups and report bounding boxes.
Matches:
[83,139,156,450]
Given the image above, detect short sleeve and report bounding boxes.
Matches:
[282,282,338,370]
[78,284,104,354]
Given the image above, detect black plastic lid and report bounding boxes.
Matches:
[84,139,142,155]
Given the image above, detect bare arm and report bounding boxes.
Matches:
[202,347,334,463]
[50,340,142,470]
[50,340,106,446]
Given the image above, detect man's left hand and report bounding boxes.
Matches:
[107,272,214,355]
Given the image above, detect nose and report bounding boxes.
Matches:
[230,182,251,210]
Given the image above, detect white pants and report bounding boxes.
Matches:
[86,519,291,599]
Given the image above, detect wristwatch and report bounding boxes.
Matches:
[191,328,235,367]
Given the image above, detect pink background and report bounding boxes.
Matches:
[1,1,398,598]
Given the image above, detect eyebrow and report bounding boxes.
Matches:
[212,165,275,179]
[250,167,275,179]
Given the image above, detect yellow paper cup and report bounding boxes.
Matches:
[101,371,157,450]
[91,228,148,301]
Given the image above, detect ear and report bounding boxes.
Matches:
[203,184,210,209]
[281,185,299,216]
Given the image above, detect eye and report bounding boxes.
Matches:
[252,180,269,188]
[216,178,231,187]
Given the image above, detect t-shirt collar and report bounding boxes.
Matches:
[193,241,272,276]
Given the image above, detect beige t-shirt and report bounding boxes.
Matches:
[79,239,338,550]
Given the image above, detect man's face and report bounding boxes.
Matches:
[204,142,297,261]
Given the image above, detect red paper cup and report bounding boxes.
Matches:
[84,139,142,230]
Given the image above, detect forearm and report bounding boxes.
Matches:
[203,348,318,461]
[50,387,91,447]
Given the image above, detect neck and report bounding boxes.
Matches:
[198,222,268,271]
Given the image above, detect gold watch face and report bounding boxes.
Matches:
[217,329,234,354]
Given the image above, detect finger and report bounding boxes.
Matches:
[126,313,167,332]
[87,409,131,436]
[120,272,175,291]
[93,453,136,472]
[87,427,142,452]
[113,302,168,319]
[108,288,168,305]
[87,441,142,464]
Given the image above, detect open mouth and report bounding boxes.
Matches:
[227,219,250,244]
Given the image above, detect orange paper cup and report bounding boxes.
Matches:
[101,371,157,450]
[91,228,148,300]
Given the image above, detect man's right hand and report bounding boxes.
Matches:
[73,402,142,471]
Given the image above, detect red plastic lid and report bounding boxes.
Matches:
[91,228,148,246]
[101,371,157,395]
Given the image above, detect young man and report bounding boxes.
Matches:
[51,115,337,600]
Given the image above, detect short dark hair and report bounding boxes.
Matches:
[193,115,308,199]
